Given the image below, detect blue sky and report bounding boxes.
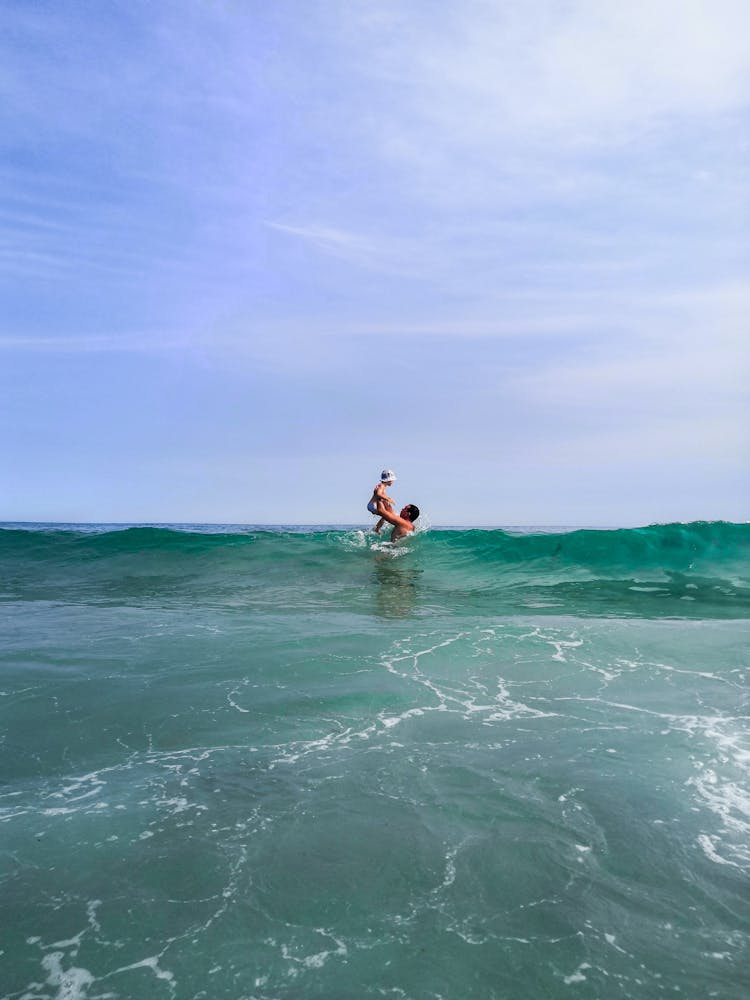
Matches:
[2,0,748,525]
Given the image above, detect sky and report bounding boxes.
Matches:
[2,0,748,526]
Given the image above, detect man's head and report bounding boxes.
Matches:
[401,504,420,522]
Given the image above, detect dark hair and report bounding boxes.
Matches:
[404,504,420,522]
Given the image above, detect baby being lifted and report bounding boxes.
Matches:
[367,469,396,534]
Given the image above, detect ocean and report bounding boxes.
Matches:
[1,521,748,999]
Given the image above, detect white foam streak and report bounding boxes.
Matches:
[40,953,96,1000]
[108,955,175,986]
[279,929,348,972]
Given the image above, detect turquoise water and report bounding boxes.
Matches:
[1,522,749,998]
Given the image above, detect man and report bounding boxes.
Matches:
[375,501,420,541]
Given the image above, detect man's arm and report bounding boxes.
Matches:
[375,502,412,531]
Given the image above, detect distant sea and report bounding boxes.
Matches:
[1,521,749,999]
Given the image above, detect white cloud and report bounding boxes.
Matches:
[504,279,750,467]
[535,0,750,125]
[346,0,750,146]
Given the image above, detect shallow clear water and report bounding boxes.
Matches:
[1,523,749,998]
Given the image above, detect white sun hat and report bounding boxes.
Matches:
[380,469,396,482]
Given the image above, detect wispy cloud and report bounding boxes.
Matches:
[264,221,434,277]
[0,332,188,353]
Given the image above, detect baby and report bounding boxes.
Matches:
[367,469,396,534]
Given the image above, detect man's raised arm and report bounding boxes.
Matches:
[375,502,411,531]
